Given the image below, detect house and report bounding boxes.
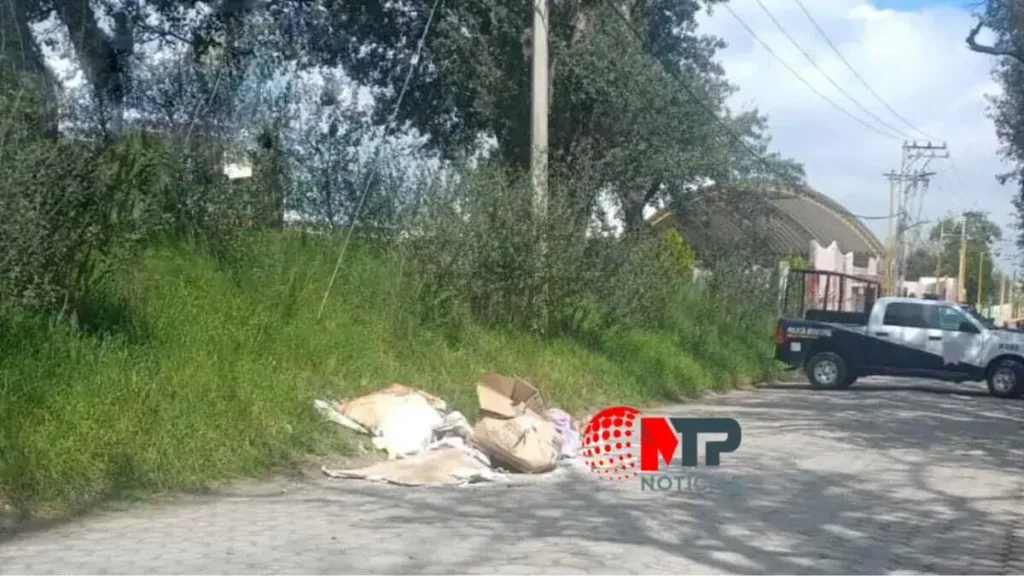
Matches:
[648,185,885,309]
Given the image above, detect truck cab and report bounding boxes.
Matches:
[775,270,1024,399]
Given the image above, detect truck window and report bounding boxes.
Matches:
[936,306,970,331]
[882,302,931,328]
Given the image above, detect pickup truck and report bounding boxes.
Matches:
[775,295,1024,398]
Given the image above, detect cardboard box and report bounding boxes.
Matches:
[476,372,545,418]
[471,372,560,473]
[472,414,560,474]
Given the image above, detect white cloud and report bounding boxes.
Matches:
[699,0,1019,267]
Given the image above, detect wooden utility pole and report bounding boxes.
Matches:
[1000,269,1007,306]
[1013,271,1018,318]
[957,216,968,302]
[530,0,549,221]
[977,251,985,309]
[935,220,945,298]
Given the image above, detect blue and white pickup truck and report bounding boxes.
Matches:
[775,295,1024,398]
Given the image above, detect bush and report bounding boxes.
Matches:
[0,69,279,317]
[400,162,686,337]
[663,228,695,276]
[0,76,163,317]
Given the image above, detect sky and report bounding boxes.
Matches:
[697,0,1019,268]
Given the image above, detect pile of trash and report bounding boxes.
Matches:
[314,373,583,486]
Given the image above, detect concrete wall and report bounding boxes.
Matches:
[900,277,957,300]
[806,240,881,312]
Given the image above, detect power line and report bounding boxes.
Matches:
[598,0,888,236]
[947,151,970,190]
[750,0,916,141]
[599,1,785,181]
[317,0,444,319]
[721,2,903,141]
[790,0,941,142]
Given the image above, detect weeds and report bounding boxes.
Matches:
[0,230,778,512]
[0,67,782,516]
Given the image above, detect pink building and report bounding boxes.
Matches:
[805,240,881,311]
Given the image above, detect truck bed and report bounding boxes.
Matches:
[774,316,868,370]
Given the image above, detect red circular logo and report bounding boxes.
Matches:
[581,405,642,481]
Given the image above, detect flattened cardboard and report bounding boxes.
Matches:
[476,372,545,418]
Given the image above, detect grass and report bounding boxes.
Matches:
[0,231,778,514]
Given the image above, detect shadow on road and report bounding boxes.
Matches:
[314,381,1024,574]
[2,381,1022,575]
[757,380,998,398]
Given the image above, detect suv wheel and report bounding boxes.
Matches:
[987,358,1024,399]
[806,352,851,390]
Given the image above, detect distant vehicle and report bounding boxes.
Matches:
[775,269,1024,399]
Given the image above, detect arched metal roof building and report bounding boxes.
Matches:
[649,186,885,263]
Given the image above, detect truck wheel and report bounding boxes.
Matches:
[986,359,1024,399]
[806,352,850,390]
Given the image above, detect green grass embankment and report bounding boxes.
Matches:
[0,232,776,513]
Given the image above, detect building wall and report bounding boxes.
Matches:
[899,277,957,301]
[806,240,880,311]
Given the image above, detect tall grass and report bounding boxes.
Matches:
[0,231,777,513]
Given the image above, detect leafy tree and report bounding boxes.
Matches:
[903,247,937,282]
[0,0,59,133]
[7,0,801,238]
[927,212,1002,304]
[967,2,1024,266]
[315,0,801,234]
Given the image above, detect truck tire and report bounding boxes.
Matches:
[806,352,851,390]
[986,358,1024,399]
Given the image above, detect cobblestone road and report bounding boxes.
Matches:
[2,378,1023,574]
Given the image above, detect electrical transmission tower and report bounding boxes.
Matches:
[883,141,948,296]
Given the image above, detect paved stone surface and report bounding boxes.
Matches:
[2,377,1023,574]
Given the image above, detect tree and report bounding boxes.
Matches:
[967,4,1024,64]
[12,0,799,241]
[0,0,59,133]
[927,212,1002,304]
[967,2,1024,265]
[7,0,265,137]
[314,0,801,234]
[903,247,937,282]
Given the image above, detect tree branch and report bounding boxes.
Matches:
[967,20,1024,64]
[135,20,192,45]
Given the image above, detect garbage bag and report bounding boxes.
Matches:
[547,408,580,459]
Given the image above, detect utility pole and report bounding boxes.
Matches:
[935,220,945,299]
[530,0,549,221]
[978,251,985,309]
[884,171,900,296]
[885,168,935,296]
[530,0,549,332]
[957,216,968,303]
[885,141,948,296]
[1000,268,1007,307]
[1007,268,1015,317]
